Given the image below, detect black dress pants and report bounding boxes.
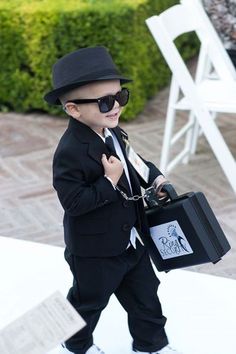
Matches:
[64,242,168,354]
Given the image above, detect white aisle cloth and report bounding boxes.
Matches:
[0,236,235,354]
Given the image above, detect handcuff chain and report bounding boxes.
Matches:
[115,186,151,202]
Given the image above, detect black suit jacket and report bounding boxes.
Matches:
[53,118,162,257]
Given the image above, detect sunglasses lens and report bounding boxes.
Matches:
[117,88,129,107]
[99,96,114,113]
[98,88,129,113]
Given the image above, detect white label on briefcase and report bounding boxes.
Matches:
[150,220,193,259]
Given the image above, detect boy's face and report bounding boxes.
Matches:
[64,80,123,135]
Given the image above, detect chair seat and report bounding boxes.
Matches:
[175,79,236,113]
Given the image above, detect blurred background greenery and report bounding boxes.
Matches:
[0,0,198,120]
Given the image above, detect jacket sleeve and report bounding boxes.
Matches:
[53,148,119,217]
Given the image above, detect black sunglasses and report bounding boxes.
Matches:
[66,87,129,113]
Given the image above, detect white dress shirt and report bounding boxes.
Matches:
[98,128,143,248]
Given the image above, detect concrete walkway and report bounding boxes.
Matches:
[0,85,235,279]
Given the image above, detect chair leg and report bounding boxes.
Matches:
[183,111,196,163]
[194,107,236,194]
[160,77,180,174]
[190,111,218,155]
[190,117,200,155]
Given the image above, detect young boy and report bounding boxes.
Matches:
[44,46,181,354]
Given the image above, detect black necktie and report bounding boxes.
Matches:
[105,136,117,155]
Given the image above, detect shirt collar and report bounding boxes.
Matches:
[95,128,112,142]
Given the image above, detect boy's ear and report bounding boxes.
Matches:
[64,103,81,118]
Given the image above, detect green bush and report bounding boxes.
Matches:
[0,0,198,120]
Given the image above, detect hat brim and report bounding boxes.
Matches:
[44,75,132,105]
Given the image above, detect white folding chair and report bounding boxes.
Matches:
[145,0,236,195]
[182,0,236,156]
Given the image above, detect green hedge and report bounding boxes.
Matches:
[0,0,198,120]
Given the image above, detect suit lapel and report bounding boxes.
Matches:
[68,118,107,165]
[87,140,107,165]
[68,119,140,195]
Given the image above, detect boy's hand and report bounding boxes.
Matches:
[101,154,124,186]
[152,175,169,198]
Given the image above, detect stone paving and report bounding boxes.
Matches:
[0,85,236,279]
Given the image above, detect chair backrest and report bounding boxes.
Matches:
[146,1,236,85]
[181,0,236,81]
[146,4,205,112]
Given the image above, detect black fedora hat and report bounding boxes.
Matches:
[44,46,132,105]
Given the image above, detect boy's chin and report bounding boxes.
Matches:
[106,119,119,128]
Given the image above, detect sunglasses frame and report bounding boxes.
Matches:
[65,87,129,113]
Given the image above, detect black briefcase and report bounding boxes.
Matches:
[143,184,231,272]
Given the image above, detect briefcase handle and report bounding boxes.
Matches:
[161,183,178,200]
[145,183,178,208]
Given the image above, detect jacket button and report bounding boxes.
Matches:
[123,201,129,208]
[122,223,130,231]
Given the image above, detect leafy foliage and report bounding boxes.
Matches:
[0,0,198,120]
